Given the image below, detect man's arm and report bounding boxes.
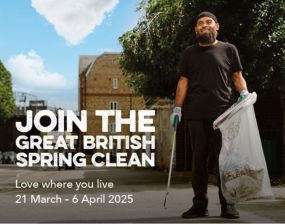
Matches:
[175,76,189,106]
[170,76,189,127]
[232,71,247,93]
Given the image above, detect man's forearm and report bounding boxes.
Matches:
[175,77,189,107]
[235,76,247,93]
[232,71,248,93]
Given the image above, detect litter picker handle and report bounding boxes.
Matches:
[173,115,179,130]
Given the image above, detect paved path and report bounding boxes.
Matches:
[0,166,284,223]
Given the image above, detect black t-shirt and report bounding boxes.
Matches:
[179,41,243,119]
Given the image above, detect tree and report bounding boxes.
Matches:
[119,0,185,97]
[251,0,285,175]
[0,60,16,123]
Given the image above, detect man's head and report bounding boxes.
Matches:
[195,11,219,45]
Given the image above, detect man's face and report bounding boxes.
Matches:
[195,17,219,44]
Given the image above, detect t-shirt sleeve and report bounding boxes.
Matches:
[178,49,190,78]
[231,45,243,73]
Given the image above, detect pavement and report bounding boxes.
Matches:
[0,165,284,223]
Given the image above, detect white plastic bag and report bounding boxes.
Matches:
[213,92,273,203]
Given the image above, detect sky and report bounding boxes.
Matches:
[0,0,141,111]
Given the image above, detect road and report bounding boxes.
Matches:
[0,165,284,223]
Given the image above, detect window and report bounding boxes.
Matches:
[112,78,118,89]
[109,123,116,133]
[110,101,118,110]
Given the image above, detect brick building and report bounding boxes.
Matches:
[78,52,145,154]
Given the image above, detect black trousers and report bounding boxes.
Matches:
[187,119,227,208]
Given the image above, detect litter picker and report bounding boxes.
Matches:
[164,115,178,209]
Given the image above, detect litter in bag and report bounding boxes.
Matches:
[213,92,273,203]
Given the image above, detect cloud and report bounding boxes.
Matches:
[6,50,68,90]
[31,0,119,45]
[6,50,77,110]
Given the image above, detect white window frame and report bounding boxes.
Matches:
[112,78,118,89]
[110,101,118,110]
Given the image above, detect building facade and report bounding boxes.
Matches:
[78,52,145,155]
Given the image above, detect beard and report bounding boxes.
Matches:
[196,30,217,44]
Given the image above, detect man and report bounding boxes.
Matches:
[171,12,249,219]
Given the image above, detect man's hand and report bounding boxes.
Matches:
[238,90,249,101]
[170,107,181,129]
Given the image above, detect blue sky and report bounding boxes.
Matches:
[0,0,141,111]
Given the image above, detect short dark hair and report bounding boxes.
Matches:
[196,11,218,23]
